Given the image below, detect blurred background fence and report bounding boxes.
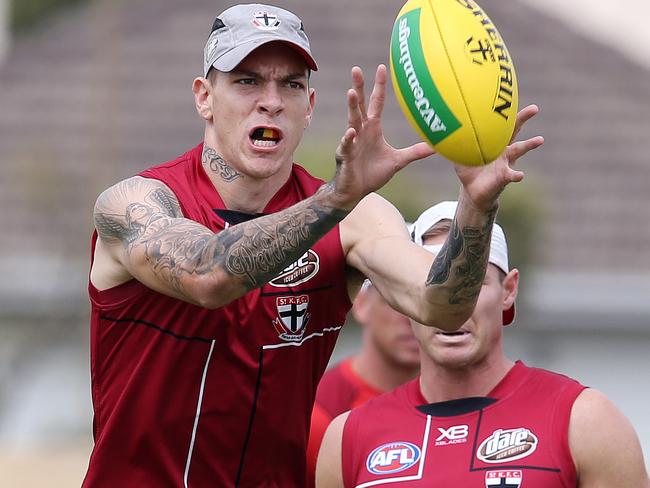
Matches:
[0,0,649,485]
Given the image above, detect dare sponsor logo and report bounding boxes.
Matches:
[273,295,310,342]
[366,442,421,475]
[477,428,538,463]
[485,469,522,487]
[269,250,320,287]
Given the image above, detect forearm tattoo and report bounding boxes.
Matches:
[202,146,242,182]
[94,177,349,295]
[426,206,497,304]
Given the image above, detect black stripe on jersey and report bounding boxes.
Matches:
[100,316,214,343]
[213,208,266,225]
[416,397,497,416]
[235,347,264,487]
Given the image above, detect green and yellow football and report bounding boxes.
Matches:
[389,0,518,166]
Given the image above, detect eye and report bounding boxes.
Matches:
[236,78,256,85]
[287,80,305,90]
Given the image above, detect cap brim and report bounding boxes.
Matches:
[503,304,515,326]
[209,38,318,74]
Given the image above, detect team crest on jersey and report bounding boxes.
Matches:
[485,470,522,487]
[366,442,421,475]
[273,295,310,341]
[477,428,538,463]
[269,250,320,287]
[251,11,281,30]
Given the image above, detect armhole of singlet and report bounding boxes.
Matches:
[341,410,359,488]
[548,381,587,486]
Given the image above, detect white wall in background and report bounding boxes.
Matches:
[517,0,650,68]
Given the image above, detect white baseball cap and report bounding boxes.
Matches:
[410,201,515,325]
[203,4,318,77]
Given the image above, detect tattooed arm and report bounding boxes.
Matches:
[341,193,495,331]
[340,104,543,330]
[91,176,348,308]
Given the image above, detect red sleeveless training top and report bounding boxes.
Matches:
[85,143,352,487]
[342,361,585,488]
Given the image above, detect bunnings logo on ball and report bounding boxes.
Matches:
[391,9,460,144]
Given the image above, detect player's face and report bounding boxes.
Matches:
[412,264,512,369]
[353,286,420,368]
[206,43,314,181]
[411,230,518,370]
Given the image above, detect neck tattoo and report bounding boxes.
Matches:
[202,146,242,183]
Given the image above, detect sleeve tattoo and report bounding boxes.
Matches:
[426,207,497,305]
[94,178,349,294]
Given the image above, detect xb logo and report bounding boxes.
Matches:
[435,424,469,446]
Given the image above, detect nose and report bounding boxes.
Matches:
[257,82,283,116]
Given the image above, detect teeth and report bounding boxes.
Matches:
[253,139,278,147]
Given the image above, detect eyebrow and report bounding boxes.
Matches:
[230,69,308,81]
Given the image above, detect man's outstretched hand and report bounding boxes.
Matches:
[328,64,435,210]
[454,104,544,211]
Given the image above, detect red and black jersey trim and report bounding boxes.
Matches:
[100,316,215,343]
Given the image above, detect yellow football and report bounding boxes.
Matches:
[389,0,518,166]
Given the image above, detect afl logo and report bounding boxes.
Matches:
[366,442,421,475]
[477,428,538,463]
[269,250,320,287]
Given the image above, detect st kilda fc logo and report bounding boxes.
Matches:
[273,295,310,341]
[485,470,523,488]
[252,11,281,30]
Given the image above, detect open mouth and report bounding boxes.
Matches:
[250,127,282,147]
[438,331,469,337]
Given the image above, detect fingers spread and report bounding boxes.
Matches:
[338,127,357,154]
[511,104,540,141]
[351,66,368,121]
[396,141,435,168]
[347,89,363,132]
[507,135,544,163]
[367,64,387,120]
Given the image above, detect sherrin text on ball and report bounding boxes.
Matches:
[389,0,518,166]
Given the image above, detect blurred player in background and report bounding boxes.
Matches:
[307,279,420,485]
[317,201,650,488]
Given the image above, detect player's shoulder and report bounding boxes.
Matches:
[315,360,356,414]
[318,361,348,390]
[525,363,585,389]
[348,379,413,418]
[95,176,176,212]
[140,144,200,175]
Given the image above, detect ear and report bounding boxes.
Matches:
[502,268,519,312]
[304,87,316,129]
[351,286,371,326]
[192,77,213,121]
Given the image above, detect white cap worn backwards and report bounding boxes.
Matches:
[411,201,515,325]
